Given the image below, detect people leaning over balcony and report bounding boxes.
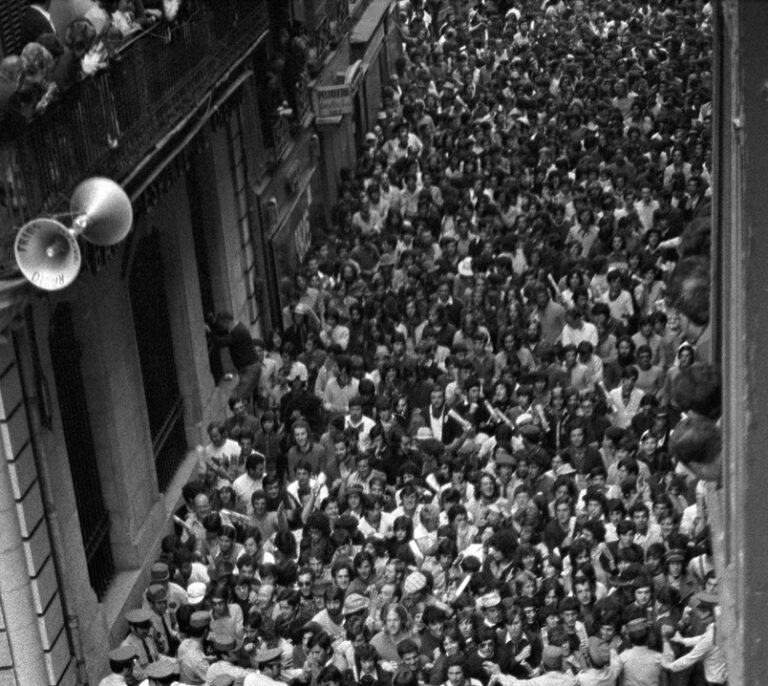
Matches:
[1,0,177,123]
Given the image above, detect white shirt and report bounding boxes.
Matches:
[608,387,645,429]
[560,321,599,347]
[245,671,286,686]
[428,407,445,442]
[206,660,250,685]
[202,439,241,475]
[663,623,727,684]
[99,675,128,686]
[233,473,264,515]
[358,512,394,538]
[287,477,328,505]
[259,357,280,398]
[345,414,376,452]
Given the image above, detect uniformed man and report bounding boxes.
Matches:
[206,636,251,684]
[141,660,179,686]
[244,647,284,686]
[99,646,137,686]
[146,584,179,656]
[121,609,160,680]
[143,562,186,618]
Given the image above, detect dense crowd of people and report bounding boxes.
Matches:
[102,1,725,685]
[0,0,183,130]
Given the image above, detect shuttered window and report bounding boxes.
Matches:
[0,0,25,58]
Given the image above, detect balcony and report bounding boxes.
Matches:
[272,115,292,163]
[337,0,351,31]
[307,16,333,75]
[296,75,314,126]
[0,0,269,271]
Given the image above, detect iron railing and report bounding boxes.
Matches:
[153,397,188,493]
[0,0,270,271]
[337,0,351,31]
[296,76,313,126]
[272,115,292,162]
[307,15,332,75]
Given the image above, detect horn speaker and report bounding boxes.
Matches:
[14,177,133,291]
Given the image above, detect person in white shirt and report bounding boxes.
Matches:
[206,637,250,685]
[319,309,350,351]
[661,592,727,685]
[233,453,266,516]
[560,308,598,347]
[608,367,646,429]
[358,494,394,538]
[345,396,376,453]
[287,463,328,508]
[201,422,240,481]
[244,646,286,686]
[634,185,660,234]
[255,339,279,410]
[601,269,635,329]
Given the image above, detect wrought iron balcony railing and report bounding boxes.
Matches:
[296,75,313,126]
[272,114,292,163]
[337,0,351,31]
[0,0,269,254]
[307,15,332,75]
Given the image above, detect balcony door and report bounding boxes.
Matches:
[128,230,187,491]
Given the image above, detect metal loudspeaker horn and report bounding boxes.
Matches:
[14,177,133,291]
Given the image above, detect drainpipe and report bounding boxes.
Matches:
[14,315,90,686]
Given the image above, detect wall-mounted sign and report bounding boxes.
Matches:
[312,59,364,119]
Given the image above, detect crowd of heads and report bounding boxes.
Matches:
[113,0,724,684]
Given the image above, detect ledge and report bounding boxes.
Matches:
[350,0,391,45]
[103,449,198,646]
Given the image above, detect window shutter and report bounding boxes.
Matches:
[0,0,25,58]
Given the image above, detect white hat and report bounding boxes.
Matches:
[458,257,474,277]
[481,591,502,608]
[415,427,434,441]
[187,582,207,605]
[286,364,308,382]
[515,413,533,428]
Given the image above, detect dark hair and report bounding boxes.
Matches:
[309,631,334,653]
[667,256,710,326]
[393,668,420,686]
[391,632,417,656]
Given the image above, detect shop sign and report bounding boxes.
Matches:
[312,60,364,118]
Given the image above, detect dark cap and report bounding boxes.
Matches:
[125,609,153,625]
[212,636,237,652]
[146,583,168,603]
[108,646,137,663]
[210,676,236,686]
[693,591,719,606]
[254,647,284,665]
[190,611,210,630]
[587,637,611,668]
[150,562,170,583]
[145,661,179,679]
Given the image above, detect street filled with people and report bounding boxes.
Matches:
[103,1,725,685]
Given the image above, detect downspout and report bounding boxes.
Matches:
[14,311,90,686]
